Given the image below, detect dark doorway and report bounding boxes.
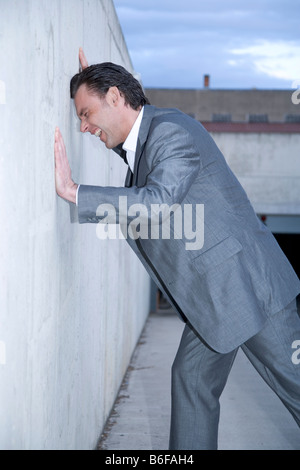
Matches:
[273,233,300,278]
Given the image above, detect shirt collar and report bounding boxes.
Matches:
[122,106,144,156]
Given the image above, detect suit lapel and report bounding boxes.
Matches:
[131,105,156,187]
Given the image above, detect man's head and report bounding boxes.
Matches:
[71,62,149,109]
[70,62,150,148]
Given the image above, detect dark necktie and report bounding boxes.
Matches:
[124,151,133,187]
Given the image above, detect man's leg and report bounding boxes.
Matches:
[169,322,237,450]
[241,299,300,427]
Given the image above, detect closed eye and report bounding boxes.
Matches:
[78,107,89,119]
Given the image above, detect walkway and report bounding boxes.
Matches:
[98,307,300,450]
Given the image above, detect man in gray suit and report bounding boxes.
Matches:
[54,55,300,449]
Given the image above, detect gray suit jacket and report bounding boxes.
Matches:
[78,105,300,353]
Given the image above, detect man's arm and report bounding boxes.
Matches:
[77,121,201,224]
[54,127,78,204]
[54,48,88,203]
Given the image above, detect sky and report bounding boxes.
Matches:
[113,0,300,89]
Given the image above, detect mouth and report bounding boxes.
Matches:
[94,128,102,137]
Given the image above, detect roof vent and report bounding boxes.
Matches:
[285,114,300,123]
[204,75,210,88]
[248,114,269,123]
[212,113,232,122]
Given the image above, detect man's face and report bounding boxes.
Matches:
[74,84,124,149]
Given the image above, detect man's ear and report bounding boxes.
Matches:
[106,86,121,107]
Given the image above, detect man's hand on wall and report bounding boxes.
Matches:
[79,47,89,71]
[54,127,78,204]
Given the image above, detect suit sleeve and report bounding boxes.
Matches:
[77,121,200,225]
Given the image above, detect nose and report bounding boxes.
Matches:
[80,120,89,133]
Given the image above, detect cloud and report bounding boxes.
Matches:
[113,0,300,88]
[230,41,300,81]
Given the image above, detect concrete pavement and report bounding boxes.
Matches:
[98,307,300,451]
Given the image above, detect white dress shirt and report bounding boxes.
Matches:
[122,106,144,173]
[76,106,144,205]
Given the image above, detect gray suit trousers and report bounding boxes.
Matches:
[169,299,300,450]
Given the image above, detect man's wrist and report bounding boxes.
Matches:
[63,182,78,204]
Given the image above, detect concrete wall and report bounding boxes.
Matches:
[0,0,150,450]
[211,132,300,216]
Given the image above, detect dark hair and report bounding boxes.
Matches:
[70,62,150,110]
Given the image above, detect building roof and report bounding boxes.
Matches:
[145,88,300,128]
[202,122,300,133]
